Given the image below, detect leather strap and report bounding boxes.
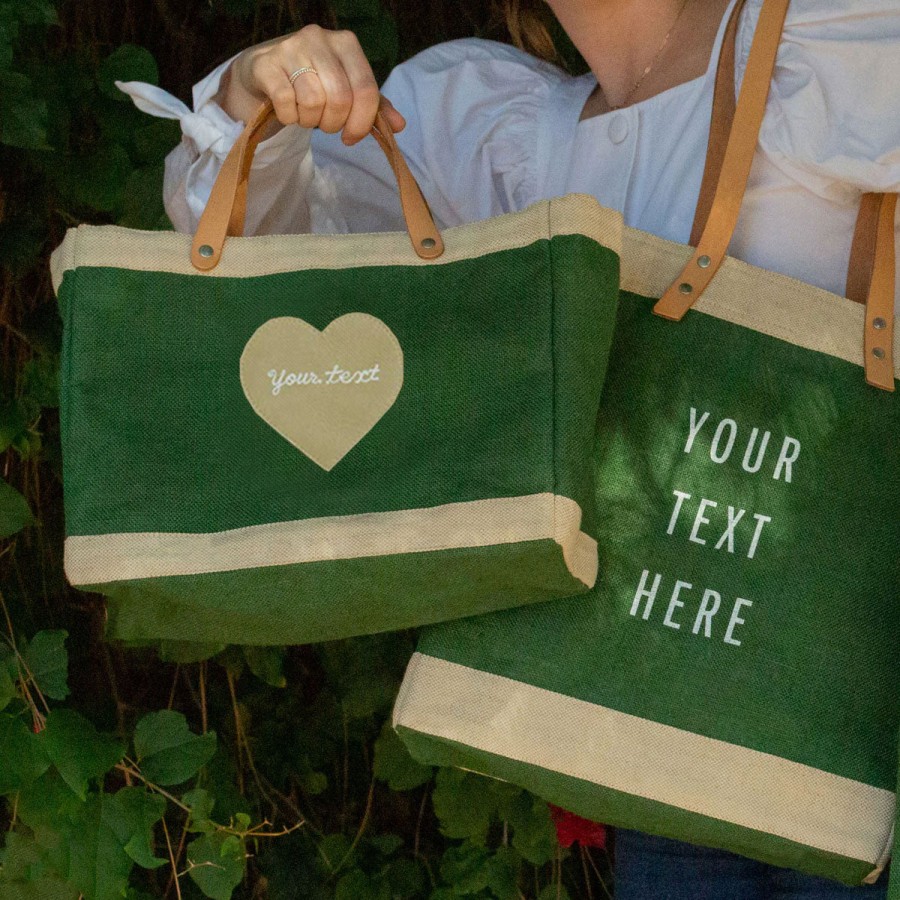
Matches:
[673,0,896,389]
[846,192,883,306]
[695,3,887,302]
[690,0,748,245]
[191,101,444,271]
[862,193,897,391]
[654,0,790,320]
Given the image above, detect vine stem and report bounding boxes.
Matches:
[0,587,50,721]
[556,843,563,899]
[413,788,427,859]
[583,846,614,900]
[333,776,375,875]
[225,669,247,795]
[116,760,191,813]
[164,813,190,900]
[161,815,184,900]
[579,844,595,900]
[198,661,208,734]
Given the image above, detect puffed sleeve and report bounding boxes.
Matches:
[117,37,561,236]
[737,0,900,203]
[367,38,562,227]
[117,56,317,235]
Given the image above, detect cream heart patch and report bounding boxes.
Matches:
[240,314,404,471]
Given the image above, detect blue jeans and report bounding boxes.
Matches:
[615,830,889,900]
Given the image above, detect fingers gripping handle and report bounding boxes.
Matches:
[191,101,444,271]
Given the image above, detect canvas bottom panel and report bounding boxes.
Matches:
[393,653,894,887]
[97,539,586,645]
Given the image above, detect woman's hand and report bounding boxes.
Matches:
[218,25,406,144]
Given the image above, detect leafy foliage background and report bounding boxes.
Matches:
[0,1,607,897]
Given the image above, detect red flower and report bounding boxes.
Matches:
[549,805,607,849]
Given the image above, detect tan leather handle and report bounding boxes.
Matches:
[698,0,880,305]
[655,0,790,319]
[860,193,897,391]
[191,100,444,271]
[690,0,748,245]
[666,0,895,390]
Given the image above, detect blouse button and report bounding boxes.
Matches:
[608,113,630,145]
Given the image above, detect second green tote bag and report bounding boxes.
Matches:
[393,0,898,887]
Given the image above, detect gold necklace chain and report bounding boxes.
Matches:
[608,0,692,111]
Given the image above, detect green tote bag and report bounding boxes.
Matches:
[393,0,898,887]
[50,105,622,646]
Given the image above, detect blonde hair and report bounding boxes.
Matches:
[500,0,558,61]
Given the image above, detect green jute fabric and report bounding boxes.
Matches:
[55,209,620,646]
[396,288,900,886]
[98,540,581,646]
[890,730,899,899]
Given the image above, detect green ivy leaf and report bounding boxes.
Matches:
[368,833,403,856]
[106,787,168,870]
[99,45,158,99]
[384,857,426,897]
[0,26,14,72]
[242,646,287,688]
[0,72,50,150]
[22,630,68,701]
[317,833,354,873]
[118,164,171,231]
[537,887,571,900]
[0,478,34,539]
[183,787,216,833]
[65,792,140,900]
[299,768,328,795]
[438,843,519,900]
[0,400,28,455]
[0,656,16,711]
[5,0,57,27]
[18,354,60,416]
[373,721,432,791]
[132,119,180,165]
[0,218,47,275]
[39,709,124,799]
[186,832,246,900]
[0,876,78,900]
[432,769,497,844]
[56,141,131,213]
[134,710,216,786]
[503,794,557,866]
[338,868,395,900]
[319,635,409,720]
[15,768,83,833]
[0,831,41,880]
[0,713,49,794]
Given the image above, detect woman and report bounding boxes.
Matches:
[120,0,897,896]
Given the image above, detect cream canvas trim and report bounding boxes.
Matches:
[64,493,598,588]
[50,193,898,379]
[49,194,622,293]
[393,654,896,866]
[622,226,900,378]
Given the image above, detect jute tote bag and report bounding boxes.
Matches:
[50,106,622,646]
[393,0,898,886]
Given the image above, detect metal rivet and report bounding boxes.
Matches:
[872,347,886,360]
[679,283,693,295]
[420,237,436,250]
[873,317,886,330]
[198,245,214,259]
[697,255,711,269]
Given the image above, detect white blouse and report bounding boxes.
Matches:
[119,0,900,306]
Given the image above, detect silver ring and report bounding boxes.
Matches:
[288,66,318,85]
